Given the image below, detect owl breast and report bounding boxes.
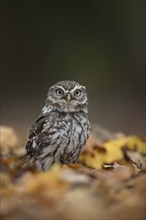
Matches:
[58,113,89,164]
[36,111,90,170]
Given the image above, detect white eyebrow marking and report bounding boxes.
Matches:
[70,85,83,93]
[56,86,67,93]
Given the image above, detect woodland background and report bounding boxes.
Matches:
[1,0,145,138]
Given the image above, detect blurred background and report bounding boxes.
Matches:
[1,1,145,139]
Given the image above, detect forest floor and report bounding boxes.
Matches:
[0,125,146,220]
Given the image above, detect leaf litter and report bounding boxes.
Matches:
[0,125,146,219]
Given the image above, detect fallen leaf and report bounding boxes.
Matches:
[0,126,19,154]
[17,163,69,195]
[80,135,146,169]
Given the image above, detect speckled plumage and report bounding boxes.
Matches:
[25,81,90,171]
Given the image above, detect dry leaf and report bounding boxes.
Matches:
[0,126,19,154]
[17,163,69,195]
[80,134,146,169]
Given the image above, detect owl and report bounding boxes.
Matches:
[25,80,90,171]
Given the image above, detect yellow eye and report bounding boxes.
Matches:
[56,89,64,96]
[74,89,81,97]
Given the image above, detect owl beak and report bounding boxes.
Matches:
[67,94,71,102]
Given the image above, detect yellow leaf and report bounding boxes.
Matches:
[105,135,146,154]
[80,135,146,169]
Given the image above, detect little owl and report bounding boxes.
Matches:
[25,81,90,171]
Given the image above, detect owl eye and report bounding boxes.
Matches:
[56,89,64,96]
[74,89,81,97]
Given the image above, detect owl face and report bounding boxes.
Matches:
[46,81,88,113]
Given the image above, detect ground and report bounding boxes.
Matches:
[0,125,146,220]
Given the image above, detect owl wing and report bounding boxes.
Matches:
[25,114,50,157]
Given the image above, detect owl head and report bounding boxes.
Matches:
[45,81,88,113]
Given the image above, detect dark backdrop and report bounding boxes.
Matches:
[1,1,145,138]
